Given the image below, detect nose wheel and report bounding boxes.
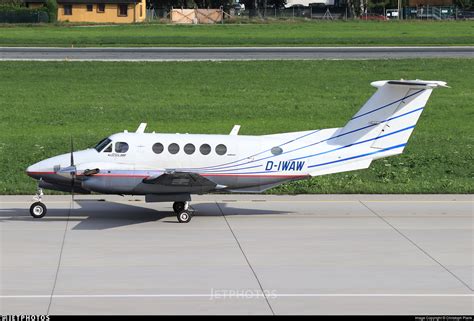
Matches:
[30,184,47,219]
[30,202,47,218]
[173,201,193,223]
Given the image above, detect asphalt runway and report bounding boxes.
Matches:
[0,194,472,315]
[1,46,473,61]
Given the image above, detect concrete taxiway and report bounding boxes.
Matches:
[0,194,472,315]
[1,46,473,61]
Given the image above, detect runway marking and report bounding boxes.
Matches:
[361,200,474,292]
[1,294,473,299]
[216,202,275,315]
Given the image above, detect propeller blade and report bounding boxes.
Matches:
[69,136,76,194]
[70,136,74,167]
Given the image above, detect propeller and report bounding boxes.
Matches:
[69,136,76,202]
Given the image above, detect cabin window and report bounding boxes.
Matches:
[184,144,195,155]
[97,3,105,12]
[152,143,164,154]
[271,146,283,155]
[64,4,72,15]
[103,144,112,153]
[115,142,129,153]
[94,138,112,152]
[118,4,128,16]
[199,144,211,155]
[215,144,227,156]
[168,143,179,154]
[86,4,93,11]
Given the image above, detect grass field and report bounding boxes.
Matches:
[0,59,472,194]
[0,21,473,47]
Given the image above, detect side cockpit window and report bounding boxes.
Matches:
[104,144,112,153]
[115,142,129,153]
[94,138,112,152]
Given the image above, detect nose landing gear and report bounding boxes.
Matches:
[30,185,47,218]
[30,202,47,218]
[173,201,193,223]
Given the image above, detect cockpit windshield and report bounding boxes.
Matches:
[94,138,112,152]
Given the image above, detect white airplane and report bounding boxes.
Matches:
[26,79,447,223]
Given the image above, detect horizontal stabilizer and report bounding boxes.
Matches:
[371,80,449,88]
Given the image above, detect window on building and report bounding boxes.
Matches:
[200,144,211,155]
[118,4,128,16]
[97,3,105,13]
[215,144,227,156]
[152,143,164,154]
[64,4,72,15]
[168,143,179,154]
[184,144,195,155]
[140,4,143,17]
[86,4,93,11]
[115,142,129,153]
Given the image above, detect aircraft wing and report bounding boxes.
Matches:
[142,171,221,189]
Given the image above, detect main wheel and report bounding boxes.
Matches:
[173,201,185,214]
[177,210,192,223]
[30,202,47,219]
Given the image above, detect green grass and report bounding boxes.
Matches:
[0,59,472,194]
[0,21,473,46]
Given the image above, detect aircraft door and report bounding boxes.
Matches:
[236,137,261,189]
[134,143,147,171]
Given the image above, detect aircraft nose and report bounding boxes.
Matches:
[26,162,43,178]
[26,158,58,179]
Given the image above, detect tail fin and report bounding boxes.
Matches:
[333,80,447,150]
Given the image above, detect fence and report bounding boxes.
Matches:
[0,9,48,23]
[148,5,467,23]
[149,6,347,21]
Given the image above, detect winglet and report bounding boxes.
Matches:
[229,125,241,135]
[136,123,147,133]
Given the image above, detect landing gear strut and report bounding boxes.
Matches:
[173,201,192,223]
[30,185,47,218]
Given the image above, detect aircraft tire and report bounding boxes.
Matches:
[177,210,192,223]
[30,202,47,219]
[173,201,185,214]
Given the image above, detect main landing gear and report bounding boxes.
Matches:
[30,186,47,219]
[173,201,192,223]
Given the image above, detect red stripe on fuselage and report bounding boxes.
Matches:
[27,171,307,179]
[26,171,56,175]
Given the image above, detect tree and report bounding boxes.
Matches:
[456,0,472,9]
[367,0,389,13]
[0,0,23,6]
[45,0,57,22]
[347,0,362,17]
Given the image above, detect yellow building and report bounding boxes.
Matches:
[25,0,146,23]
